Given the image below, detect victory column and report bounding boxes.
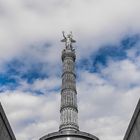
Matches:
[40,32,99,140]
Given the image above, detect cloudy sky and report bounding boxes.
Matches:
[0,0,140,140]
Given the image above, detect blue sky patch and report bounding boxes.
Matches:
[0,57,49,91]
[77,34,140,73]
[0,34,139,91]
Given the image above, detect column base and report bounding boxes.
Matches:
[59,123,79,132]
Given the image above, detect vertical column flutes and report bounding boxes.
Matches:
[59,48,79,131]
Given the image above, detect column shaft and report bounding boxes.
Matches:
[59,49,79,131]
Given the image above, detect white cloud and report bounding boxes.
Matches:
[102,59,140,88]
[0,0,140,62]
[19,77,61,93]
[77,70,140,140]
[76,52,140,139]
[0,91,60,140]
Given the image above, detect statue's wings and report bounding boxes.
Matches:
[61,39,66,42]
[71,39,76,43]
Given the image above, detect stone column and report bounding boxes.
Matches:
[59,48,79,131]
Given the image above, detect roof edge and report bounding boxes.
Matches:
[123,98,140,140]
[0,102,16,140]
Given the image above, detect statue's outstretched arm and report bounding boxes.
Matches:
[62,31,66,39]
